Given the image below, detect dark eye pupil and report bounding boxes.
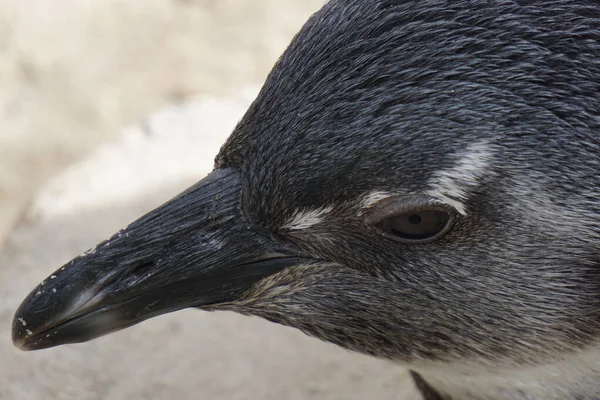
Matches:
[380,210,450,241]
[408,214,422,224]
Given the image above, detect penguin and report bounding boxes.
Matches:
[12,1,600,399]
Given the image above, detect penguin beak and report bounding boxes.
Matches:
[13,168,303,351]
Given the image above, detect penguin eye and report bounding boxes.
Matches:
[377,210,451,242]
[365,196,455,243]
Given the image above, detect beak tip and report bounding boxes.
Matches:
[13,338,31,351]
[12,327,33,352]
[12,289,56,351]
[11,314,62,352]
[12,312,34,351]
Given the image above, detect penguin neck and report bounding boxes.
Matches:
[410,347,600,400]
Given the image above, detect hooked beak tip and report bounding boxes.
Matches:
[12,335,31,351]
[12,318,44,351]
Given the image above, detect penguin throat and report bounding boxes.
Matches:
[410,346,600,400]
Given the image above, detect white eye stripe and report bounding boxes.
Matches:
[281,206,334,231]
[360,191,397,209]
[425,140,495,216]
[285,141,493,229]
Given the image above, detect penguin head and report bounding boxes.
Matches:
[214,0,600,366]
[13,0,600,387]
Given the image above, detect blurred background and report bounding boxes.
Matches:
[0,1,417,399]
